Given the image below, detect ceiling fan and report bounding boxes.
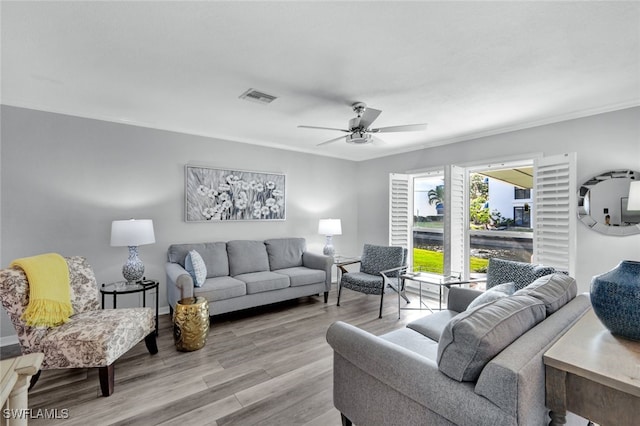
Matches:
[298,102,427,146]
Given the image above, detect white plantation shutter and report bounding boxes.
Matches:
[444,165,467,278]
[533,152,577,275]
[389,173,412,265]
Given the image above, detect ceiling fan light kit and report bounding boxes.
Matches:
[346,132,373,145]
[298,102,427,147]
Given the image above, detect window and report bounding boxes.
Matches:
[389,152,576,279]
[514,187,531,199]
[413,174,445,274]
[513,205,531,227]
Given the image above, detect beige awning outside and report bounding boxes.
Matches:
[477,167,534,189]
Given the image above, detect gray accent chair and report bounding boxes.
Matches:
[486,258,557,290]
[336,244,408,318]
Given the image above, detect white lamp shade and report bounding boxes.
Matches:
[628,181,640,210]
[318,218,342,236]
[110,219,156,247]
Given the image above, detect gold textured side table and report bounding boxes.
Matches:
[173,297,209,351]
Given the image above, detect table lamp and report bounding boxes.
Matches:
[318,218,342,257]
[110,219,155,282]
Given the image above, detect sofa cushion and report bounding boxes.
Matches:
[486,258,556,290]
[195,276,246,302]
[407,310,459,342]
[168,242,229,278]
[513,273,577,315]
[265,238,305,271]
[466,282,515,311]
[437,294,546,382]
[380,327,439,361]
[227,240,270,276]
[273,267,325,287]
[185,250,207,287]
[234,271,290,294]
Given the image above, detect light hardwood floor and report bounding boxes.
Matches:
[2,286,435,425]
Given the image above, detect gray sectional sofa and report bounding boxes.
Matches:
[165,238,332,315]
[327,273,590,426]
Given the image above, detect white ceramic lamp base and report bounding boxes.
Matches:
[323,235,336,257]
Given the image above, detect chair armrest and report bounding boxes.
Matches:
[446,287,484,312]
[165,262,194,307]
[337,259,361,274]
[302,252,333,290]
[379,265,408,277]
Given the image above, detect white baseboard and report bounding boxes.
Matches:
[0,334,19,348]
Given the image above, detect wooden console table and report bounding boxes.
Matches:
[543,309,640,426]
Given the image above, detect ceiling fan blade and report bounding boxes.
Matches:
[298,125,350,132]
[316,135,347,147]
[358,107,382,129]
[372,123,428,133]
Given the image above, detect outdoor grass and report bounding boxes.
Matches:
[413,248,489,273]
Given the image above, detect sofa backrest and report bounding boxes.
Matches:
[265,238,305,270]
[168,242,229,278]
[227,240,270,276]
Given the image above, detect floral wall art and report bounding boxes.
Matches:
[185,165,286,222]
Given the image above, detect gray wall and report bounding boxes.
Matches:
[356,107,640,292]
[0,106,360,342]
[2,105,640,343]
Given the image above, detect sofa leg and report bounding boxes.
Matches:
[341,413,353,426]
[324,291,329,303]
[99,364,114,397]
[145,332,159,355]
[28,370,41,391]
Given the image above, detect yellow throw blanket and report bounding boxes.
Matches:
[11,253,73,327]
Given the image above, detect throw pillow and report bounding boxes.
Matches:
[185,250,207,287]
[466,282,515,311]
[513,273,577,315]
[437,294,546,382]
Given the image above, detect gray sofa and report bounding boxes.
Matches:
[165,238,332,316]
[327,273,590,426]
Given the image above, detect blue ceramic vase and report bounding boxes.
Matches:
[590,260,640,341]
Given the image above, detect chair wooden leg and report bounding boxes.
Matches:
[28,370,41,391]
[337,281,343,306]
[99,364,114,397]
[145,332,159,354]
[341,413,353,426]
[379,290,384,318]
[324,291,329,303]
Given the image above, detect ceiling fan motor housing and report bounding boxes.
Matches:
[346,132,372,144]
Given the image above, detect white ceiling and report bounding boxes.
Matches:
[2,1,639,161]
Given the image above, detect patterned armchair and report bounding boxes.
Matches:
[337,244,408,318]
[0,256,158,396]
[486,258,557,290]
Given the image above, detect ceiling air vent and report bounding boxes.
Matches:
[239,88,278,105]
